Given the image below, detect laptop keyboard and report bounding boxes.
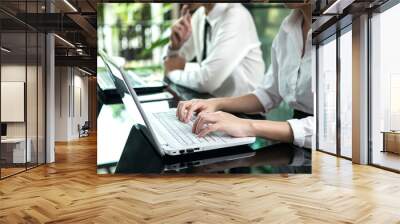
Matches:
[152,111,232,146]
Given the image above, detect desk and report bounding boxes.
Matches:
[97,77,311,174]
[1,138,31,164]
[382,131,400,154]
[115,125,310,174]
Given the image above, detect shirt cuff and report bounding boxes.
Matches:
[252,88,274,113]
[287,118,307,148]
[167,70,184,83]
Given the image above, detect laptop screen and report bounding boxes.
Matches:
[99,50,168,156]
[99,52,146,127]
[97,56,116,91]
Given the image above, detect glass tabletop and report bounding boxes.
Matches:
[96,59,310,174]
[97,99,311,174]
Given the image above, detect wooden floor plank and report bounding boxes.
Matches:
[0,134,400,223]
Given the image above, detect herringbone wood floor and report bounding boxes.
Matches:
[1,134,400,224]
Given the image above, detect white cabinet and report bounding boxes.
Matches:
[1,138,32,163]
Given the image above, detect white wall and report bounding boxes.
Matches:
[1,63,46,163]
[71,72,89,138]
[1,65,40,138]
[312,45,316,150]
[1,65,25,136]
[54,66,89,141]
[1,82,25,122]
[55,66,69,141]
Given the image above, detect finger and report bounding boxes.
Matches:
[184,10,191,19]
[183,11,191,25]
[176,101,184,118]
[192,111,207,133]
[172,24,182,37]
[171,33,179,45]
[178,19,189,35]
[179,14,191,27]
[194,113,218,134]
[198,123,219,137]
[179,26,189,40]
[177,102,187,121]
[171,28,182,43]
[173,24,185,35]
[174,26,185,42]
[185,102,201,123]
[177,101,185,121]
[185,17,192,34]
[178,25,187,38]
[180,17,191,34]
[184,100,199,123]
[181,5,189,16]
[175,23,184,32]
[179,102,192,122]
[195,115,210,135]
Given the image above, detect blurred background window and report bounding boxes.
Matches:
[370,3,400,171]
[317,36,337,155]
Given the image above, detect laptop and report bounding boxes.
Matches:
[99,50,255,156]
[98,55,167,94]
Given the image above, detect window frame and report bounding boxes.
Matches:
[0,1,48,180]
[315,0,400,173]
[367,0,400,173]
[315,23,353,160]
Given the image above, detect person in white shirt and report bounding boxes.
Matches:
[176,3,313,149]
[164,3,265,97]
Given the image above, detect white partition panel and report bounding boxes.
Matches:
[1,82,25,122]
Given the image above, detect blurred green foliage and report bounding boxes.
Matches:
[99,3,291,70]
[98,3,173,61]
[246,4,291,70]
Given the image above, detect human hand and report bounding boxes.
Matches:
[170,5,192,50]
[164,55,186,73]
[192,111,255,138]
[176,98,222,123]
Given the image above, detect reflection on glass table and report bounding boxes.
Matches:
[115,123,310,174]
[97,100,311,174]
[97,100,175,173]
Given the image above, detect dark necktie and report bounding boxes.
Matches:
[201,20,210,62]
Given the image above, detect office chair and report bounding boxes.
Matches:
[79,121,90,138]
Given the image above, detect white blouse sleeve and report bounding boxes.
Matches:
[287,116,314,149]
[252,39,314,149]
[252,44,283,112]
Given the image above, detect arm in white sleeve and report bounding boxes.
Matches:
[252,44,283,112]
[168,16,258,93]
[287,116,314,149]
